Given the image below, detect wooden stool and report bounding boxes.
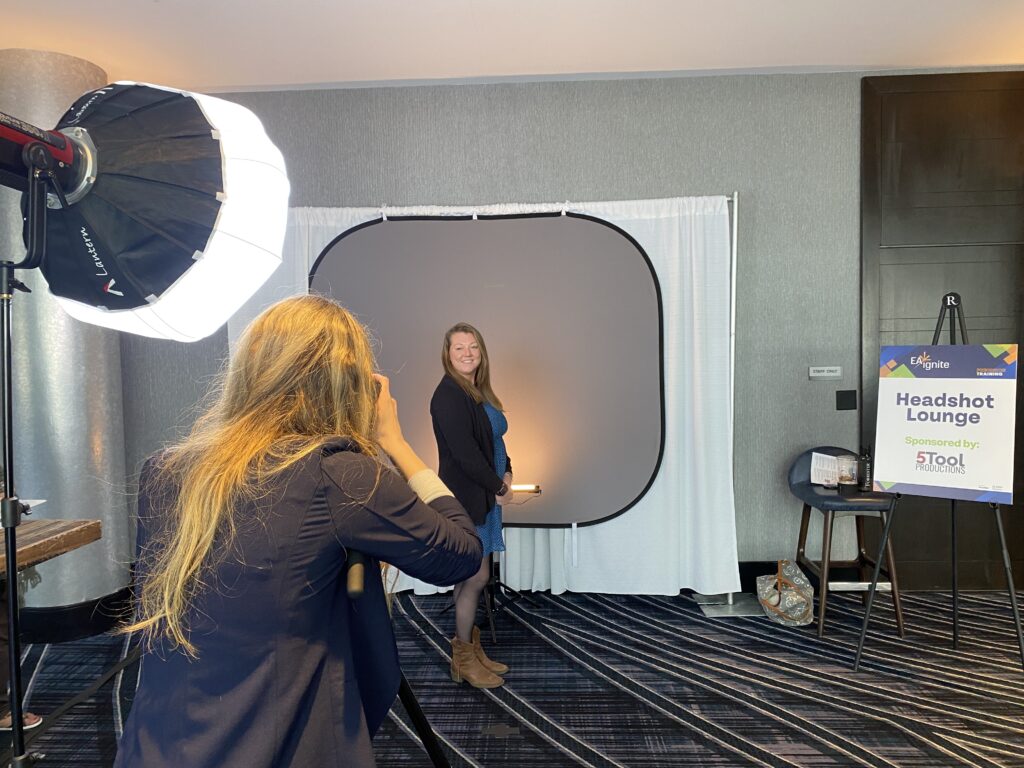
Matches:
[789,447,904,639]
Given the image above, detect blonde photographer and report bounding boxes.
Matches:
[115,295,481,768]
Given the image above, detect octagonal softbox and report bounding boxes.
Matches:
[38,82,289,341]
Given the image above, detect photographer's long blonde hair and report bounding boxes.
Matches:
[123,295,380,656]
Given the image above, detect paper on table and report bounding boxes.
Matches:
[810,453,838,486]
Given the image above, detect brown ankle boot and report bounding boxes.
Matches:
[471,626,509,675]
[450,637,504,688]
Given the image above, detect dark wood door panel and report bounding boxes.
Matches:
[880,205,1024,247]
[879,87,1024,246]
[862,73,1024,590]
[882,89,1024,142]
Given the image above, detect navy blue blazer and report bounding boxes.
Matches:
[430,375,512,525]
[115,438,482,768]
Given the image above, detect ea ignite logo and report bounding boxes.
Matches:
[910,352,950,371]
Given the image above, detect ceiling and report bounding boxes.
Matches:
[4,0,1024,93]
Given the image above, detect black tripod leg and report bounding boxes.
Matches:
[931,304,947,345]
[952,500,959,651]
[854,500,897,671]
[398,674,451,768]
[491,554,538,611]
[438,602,455,616]
[483,578,498,644]
[496,580,539,607]
[992,504,1024,671]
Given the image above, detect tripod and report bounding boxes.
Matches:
[440,551,538,644]
[481,553,538,642]
[854,292,1024,671]
[346,552,450,768]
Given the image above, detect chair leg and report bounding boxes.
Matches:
[855,516,868,606]
[818,510,835,639]
[796,503,811,568]
[880,509,905,638]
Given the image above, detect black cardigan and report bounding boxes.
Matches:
[430,375,512,525]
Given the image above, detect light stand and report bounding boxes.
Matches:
[0,82,287,766]
[0,141,65,767]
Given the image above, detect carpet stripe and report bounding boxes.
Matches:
[512,615,784,767]
[399,595,620,767]
[544,596,1004,766]
[534,606,894,767]
[5,591,1023,767]
[564,594,1024,761]
[638,595,1024,700]
[385,705,485,768]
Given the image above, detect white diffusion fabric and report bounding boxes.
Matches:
[229,197,740,596]
[504,197,739,595]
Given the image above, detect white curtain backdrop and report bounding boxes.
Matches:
[228,197,740,596]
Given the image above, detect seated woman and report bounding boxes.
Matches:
[115,295,482,768]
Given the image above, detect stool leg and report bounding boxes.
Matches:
[796,504,811,566]
[880,509,905,638]
[855,516,868,606]
[818,510,835,639]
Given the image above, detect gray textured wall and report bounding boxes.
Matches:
[125,72,868,562]
[120,330,228,481]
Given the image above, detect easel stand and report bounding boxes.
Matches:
[854,292,1024,671]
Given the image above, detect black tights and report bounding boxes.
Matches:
[452,556,490,643]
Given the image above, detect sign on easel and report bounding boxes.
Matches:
[873,344,1017,503]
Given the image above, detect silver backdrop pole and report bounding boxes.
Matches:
[729,191,738,430]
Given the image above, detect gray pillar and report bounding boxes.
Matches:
[0,49,130,606]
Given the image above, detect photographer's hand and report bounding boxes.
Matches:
[372,374,428,480]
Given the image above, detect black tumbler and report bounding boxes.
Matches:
[858,449,873,492]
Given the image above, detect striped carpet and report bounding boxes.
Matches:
[4,591,1024,767]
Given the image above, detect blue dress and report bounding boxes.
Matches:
[479,402,507,556]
